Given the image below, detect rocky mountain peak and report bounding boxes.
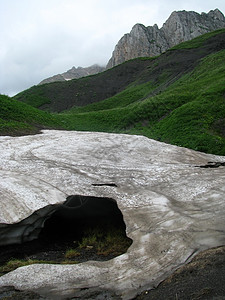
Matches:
[131,23,147,33]
[208,8,225,20]
[39,64,105,85]
[107,9,225,68]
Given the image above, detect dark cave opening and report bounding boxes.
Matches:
[0,196,132,270]
[39,195,128,242]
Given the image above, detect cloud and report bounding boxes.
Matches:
[0,0,224,96]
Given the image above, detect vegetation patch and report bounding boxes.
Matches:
[0,224,132,277]
[0,259,55,276]
[64,248,81,259]
[0,94,63,135]
[78,227,132,256]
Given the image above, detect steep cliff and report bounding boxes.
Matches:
[39,64,105,85]
[107,9,225,68]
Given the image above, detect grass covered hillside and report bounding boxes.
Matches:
[2,29,225,155]
[0,95,62,135]
[57,48,225,155]
[14,59,154,112]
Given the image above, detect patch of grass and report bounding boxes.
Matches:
[96,229,132,256]
[0,257,80,276]
[60,260,79,265]
[78,227,103,249]
[144,50,225,154]
[0,117,33,132]
[148,100,225,154]
[0,94,63,135]
[0,259,55,276]
[64,248,81,259]
[78,226,132,257]
[0,225,132,277]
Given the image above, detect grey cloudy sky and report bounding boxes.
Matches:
[0,0,225,96]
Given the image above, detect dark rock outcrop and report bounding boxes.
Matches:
[107,9,225,68]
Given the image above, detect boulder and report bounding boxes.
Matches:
[0,130,225,299]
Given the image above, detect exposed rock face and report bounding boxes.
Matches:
[0,130,225,299]
[107,9,225,68]
[39,64,105,85]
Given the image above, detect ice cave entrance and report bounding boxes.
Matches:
[0,196,132,269]
[36,195,132,260]
[40,195,128,241]
[0,196,132,272]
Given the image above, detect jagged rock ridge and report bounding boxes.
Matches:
[107,9,225,68]
[39,64,105,85]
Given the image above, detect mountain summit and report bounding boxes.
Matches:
[107,9,225,68]
[39,64,105,85]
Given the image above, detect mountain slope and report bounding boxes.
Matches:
[57,46,225,154]
[11,29,225,155]
[15,29,225,113]
[15,59,154,112]
[107,9,225,68]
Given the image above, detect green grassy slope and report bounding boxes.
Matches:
[142,50,225,154]
[14,58,155,112]
[57,35,225,155]
[0,95,62,135]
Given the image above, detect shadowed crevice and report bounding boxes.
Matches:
[196,161,225,168]
[92,183,118,187]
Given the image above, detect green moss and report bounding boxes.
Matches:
[0,259,55,276]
